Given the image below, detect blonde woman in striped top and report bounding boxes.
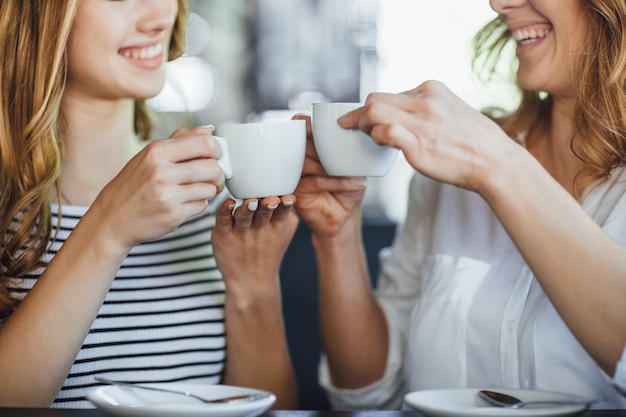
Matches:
[0,0,297,409]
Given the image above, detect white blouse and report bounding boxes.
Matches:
[320,166,626,410]
[616,348,626,395]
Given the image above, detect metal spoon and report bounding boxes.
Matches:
[478,390,598,409]
[95,377,272,405]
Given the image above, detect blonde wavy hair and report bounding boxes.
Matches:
[0,0,190,322]
[472,0,626,200]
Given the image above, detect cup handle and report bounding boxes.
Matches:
[212,135,233,180]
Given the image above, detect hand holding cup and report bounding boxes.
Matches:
[311,102,399,177]
[214,120,306,199]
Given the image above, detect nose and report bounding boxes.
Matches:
[135,0,178,34]
[489,0,525,14]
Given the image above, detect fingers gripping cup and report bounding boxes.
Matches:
[214,120,306,199]
[311,102,399,176]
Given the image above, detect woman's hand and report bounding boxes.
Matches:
[212,196,300,409]
[212,196,299,292]
[338,81,517,195]
[90,126,226,252]
[291,114,367,239]
[290,116,388,391]
[340,81,626,377]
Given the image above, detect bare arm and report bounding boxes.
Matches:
[0,131,226,406]
[213,197,299,409]
[0,212,127,406]
[340,81,626,376]
[292,114,389,389]
[311,212,389,389]
[480,145,626,375]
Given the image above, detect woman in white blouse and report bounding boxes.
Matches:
[293,0,626,409]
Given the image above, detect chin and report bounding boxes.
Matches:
[516,74,545,94]
[125,73,167,99]
[127,84,167,101]
[137,90,166,101]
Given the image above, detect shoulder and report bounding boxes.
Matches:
[583,164,626,211]
[582,164,626,244]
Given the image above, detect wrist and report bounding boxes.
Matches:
[311,212,362,248]
[224,273,283,312]
[311,214,364,268]
[475,138,529,205]
[73,207,131,262]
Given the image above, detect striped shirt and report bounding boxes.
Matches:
[7,203,227,408]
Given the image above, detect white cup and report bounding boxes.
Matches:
[311,102,399,177]
[214,120,306,199]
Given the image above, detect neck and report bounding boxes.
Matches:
[525,97,583,195]
[58,95,143,206]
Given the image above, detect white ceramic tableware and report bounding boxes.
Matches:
[311,102,399,177]
[477,389,597,409]
[403,388,591,417]
[214,119,306,199]
[87,382,276,417]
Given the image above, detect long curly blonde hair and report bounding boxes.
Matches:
[0,0,190,322]
[472,0,626,200]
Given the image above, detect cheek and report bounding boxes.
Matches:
[562,25,587,73]
[66,35,92,81]
[68,16,123,66]
[66,34,111,80]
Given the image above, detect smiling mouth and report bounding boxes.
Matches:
[119,43,164,60]
[511,25,552,46]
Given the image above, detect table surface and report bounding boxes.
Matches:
[1,409,626,417]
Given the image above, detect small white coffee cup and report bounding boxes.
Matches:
[311,102,399,177]
[214,120,306,199]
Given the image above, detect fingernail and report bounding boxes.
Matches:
[227,203,236,211]
[247,200,259,211]
[354,178,367,187]
[268,203,279,210]
[283,200,294,207]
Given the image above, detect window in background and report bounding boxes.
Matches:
[252,0,361,112]
[150,1,503,223]
[371,1,497,223]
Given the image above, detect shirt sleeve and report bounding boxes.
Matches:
[613,345,626,395]
[585,167,626,396]
[319,173,440,409]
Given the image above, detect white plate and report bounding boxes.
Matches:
[404,388,589,417]
[86,383,276,417]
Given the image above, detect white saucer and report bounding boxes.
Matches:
[404,388,589,417]
[86,383,276,417]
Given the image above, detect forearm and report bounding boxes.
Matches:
[481,145,626,376]
[312,215,389,389]
[0,211,128,406]
[222,277,297,409]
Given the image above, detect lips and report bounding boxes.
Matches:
[511,23,552,45]
[118,42,164,60]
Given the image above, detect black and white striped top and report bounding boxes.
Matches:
[7,204,227,408]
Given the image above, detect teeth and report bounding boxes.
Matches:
[121,43,163,60]
[512,28,551,42]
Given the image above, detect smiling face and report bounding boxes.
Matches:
[66,0,179,101]
[489,0,588,99]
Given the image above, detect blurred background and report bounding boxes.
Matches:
[149,1,502,409]
[149,0,499,225]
